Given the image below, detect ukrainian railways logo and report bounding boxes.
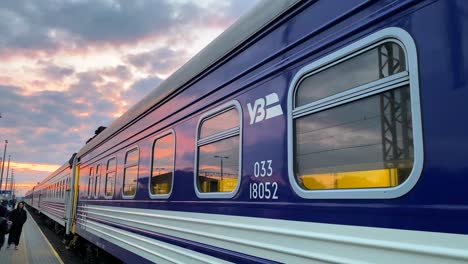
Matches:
[247,93,283,125]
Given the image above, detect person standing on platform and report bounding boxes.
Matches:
[7,201,27,250]
[0,201,10,251]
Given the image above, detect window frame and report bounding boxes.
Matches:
[104,156,117,199]
[94,164,101,199]
[287,27,424,199]
[87,167,94,199]
[194,100,243,199]
[149,129,176,199]
[122,146,140,199]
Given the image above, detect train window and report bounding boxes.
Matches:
[150,131,175,198]
[123,148,139,198]
[288,28,423,199]
[94,164,101,198]
[105,157,116,198]
[88,167,94,198]
[199,108,239,138]
[195,101,242,198]
[65,177,69,196]
[295,43,405,107]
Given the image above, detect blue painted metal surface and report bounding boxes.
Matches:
[77,0,468,233]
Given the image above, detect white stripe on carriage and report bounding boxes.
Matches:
[85,219,232,264]
[76,205,468,264]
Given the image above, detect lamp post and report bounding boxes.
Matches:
[214,155,228,191]
[154,168,165,194]
[0,140,8,196]
[9,168,13,199]
[156,167,165,175]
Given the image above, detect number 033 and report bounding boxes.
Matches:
[249,160,278,199]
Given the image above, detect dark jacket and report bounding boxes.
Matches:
[0,205,9,234]
[0,204,8,218]
[9,208,26,226]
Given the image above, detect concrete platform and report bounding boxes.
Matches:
[0,210,63,264]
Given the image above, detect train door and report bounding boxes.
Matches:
[31,187,35,206]
[64,177,70,219]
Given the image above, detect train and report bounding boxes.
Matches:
[25,0,468,263]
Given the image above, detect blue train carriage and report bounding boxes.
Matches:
[24,190,31,205]
[25,161,74,232]
[73,0,468,263]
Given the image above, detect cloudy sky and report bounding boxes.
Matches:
[0,0,259,196]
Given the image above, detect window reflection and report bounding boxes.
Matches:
[123,166,138,196]
[94,165,101,197]
[123,149,139,196]
[200,108,239,138]
[151,133,174,195]
[105,158,116,197]
[88,168,94,198]
[295,86,413,190]
[197,105,241,195]
[198,136,239,193]
[296,42,406,107]
[126,149,139,165]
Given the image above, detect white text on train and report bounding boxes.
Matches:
[250,160,279,200]
[247,93,283,124]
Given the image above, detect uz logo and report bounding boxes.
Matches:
[247,93,283,125]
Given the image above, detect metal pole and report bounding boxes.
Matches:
[220,158,223,189]
[0,140,7,195]
[214,155,228,192]
[10,169,14,199]
[5,155,10,193]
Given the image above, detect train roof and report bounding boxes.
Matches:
[77,0,301,157]
[37,162,70,187]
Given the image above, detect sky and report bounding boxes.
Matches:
[0,0,260,197]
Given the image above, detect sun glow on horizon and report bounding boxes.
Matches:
[9,161,61,173]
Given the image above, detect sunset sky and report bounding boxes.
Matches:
[0,0,259,196]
